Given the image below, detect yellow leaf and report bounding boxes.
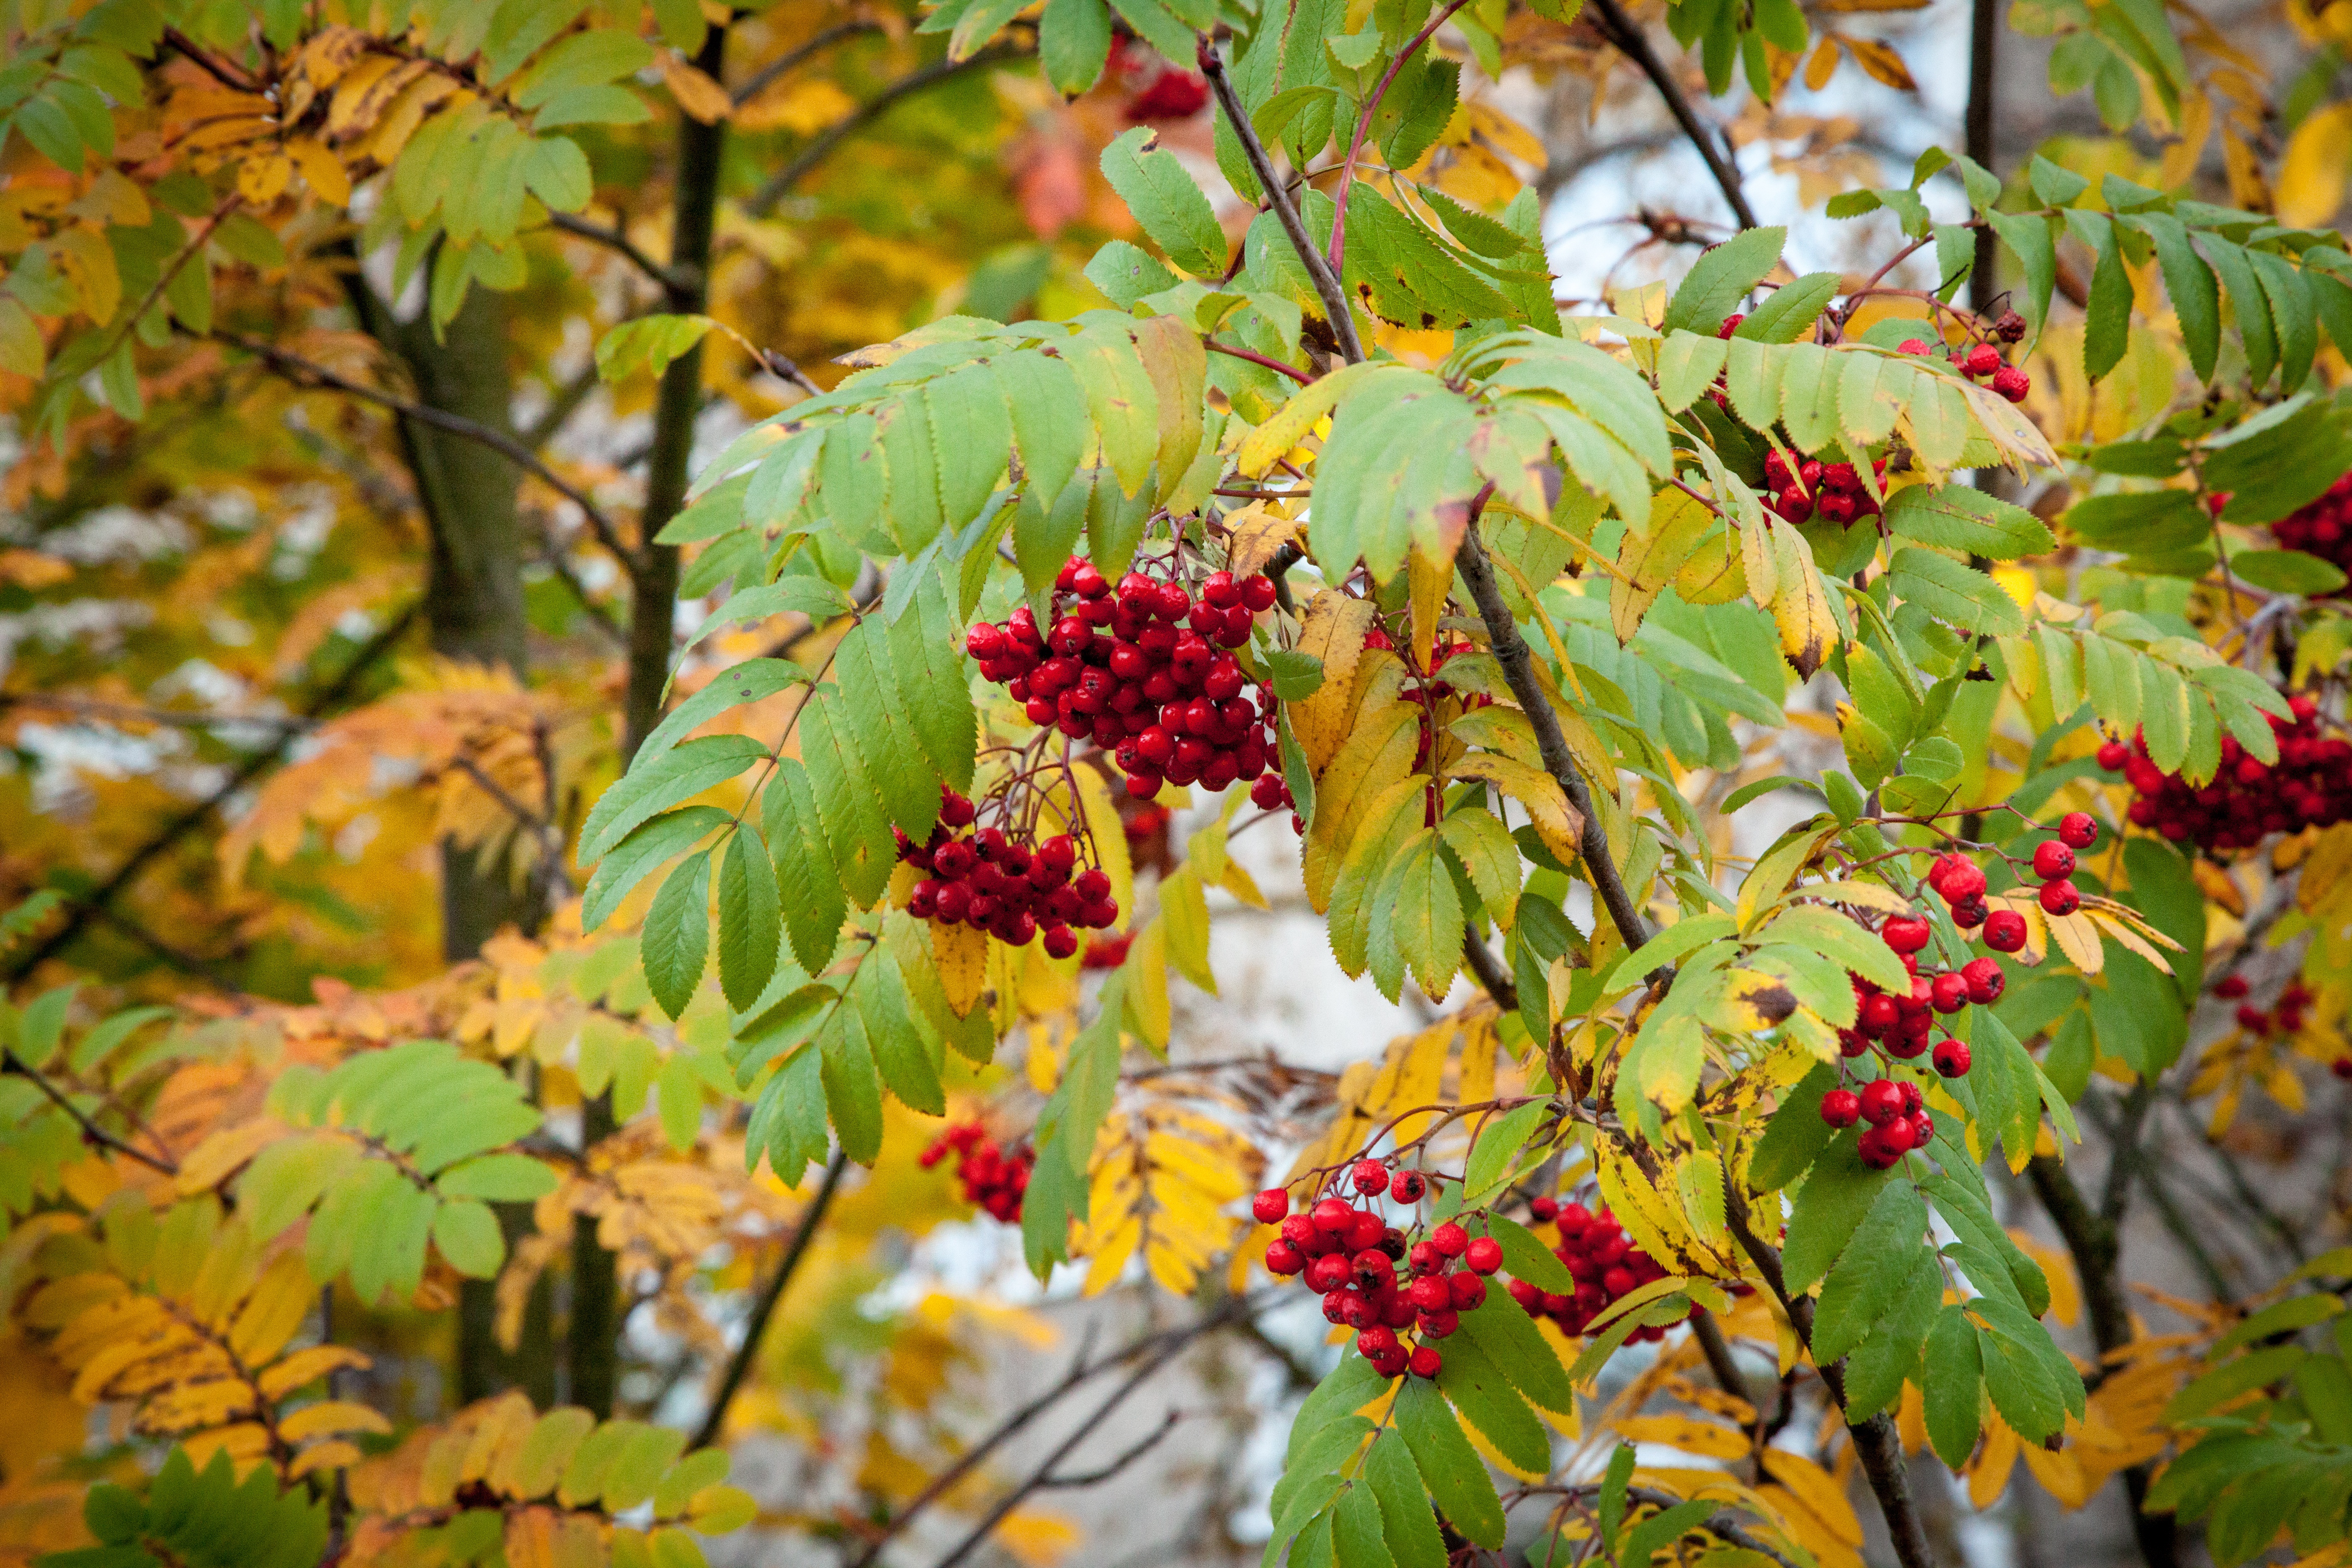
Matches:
[176,1119,284,1195]
[2278,102,2352,227]
[1837,33,1917,89]
[290,1439,363,1478]
[279,1400,395,1442]
[1769,543,1836,680]
[287,139,352,205]
[1614,1413,1750,1460]
[1447,752,1584,867]
[258,1344,373,1400]
[237,154,294,205]
[2046,908,2104,974]
[1223,502,1301,578]
[1966,1415,2020,1508]
[1804,38,1841,88]
[932,919,990,1017]
[228,1252,315,1365]
[1761,1450,1864,1547]
[994,1508,1081,1567]
[658,53,732,123]
[1291,590,1379,771]
[52,226,121,325]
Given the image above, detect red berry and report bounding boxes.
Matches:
[1898,338,1932,356]
[1252,1189,1290,1225]
[1964,343,2002,377]
[2038,879,2081,916]
[1991,364,2030,402]
[1859,993,1901,1037]
[1042,923,1078,960]
[2058,812,2098,849]
[1417,1308,1459,1339]
[1527,1196,1558,1222]
[1357,1326,1398,1360]
[1408,1276,1452,1312]
[2236,1004,2270,1032]
[1265,1240,1305,1275]
[1351,1159,1390,1194]
[1930,972,1970,1014]
[2097,740,2129,771]
[1449,1272,1488,1310]
[1390,1170,1426,1203]
[1344,1211,1385,1253]
[1877,1114,1919,1155]
[1961,956,2005,1004]
[1306,1253,1352,1292]
[1465,1237,1503,1275]
[1408,1346,1442,1378]
[1310,1198,1352,1232]
[2213,975,2249,999]
[1984,909,2028,952]
[1408,1241,1441,1276]
[2033,841,2076,881]
[1431,1221,1468,1258]
[1882,916,1932,954]
[1940,862,1988,903]
[1820,1089,1862,1127]
[1933,1039,1971,1078]
[1859,1079,1906,1126]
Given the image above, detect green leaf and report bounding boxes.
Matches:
[764,761,846,974]
[1040,0,1114,92]
[2029,154,2089,207]
[2163,1344,2308,1423]
[1748,1064,1841,1190]
[641,851,712,1020]
[582,735,768,863]
[1888,547,2026,636]
[1385,831,1466,998]
[597,313,719,384]
[1364,1431,1448,1568]
[1393,1376,1504,1547]
[1661,227,1790,335]
[1780,1135,1888,1292]
[1922,1306,1984,1468]
[1100,127,1229,278]
[2130,213,2220,382]
[2228,548,2347,595]
[1456,1293,1577,1414]
[2084,219,2133,382]
[1735,271,1840,343]
[1488,1213,1574,1294]
[1810,1179,1931,1362]
[431,1198,505,1277]
[717,828,783,1012]
[1883,483,2055,558]
[436,1152,561,1202]
[1988,211,2057,337]
[1433,1336,1549,1474]
[1973,1294,2085,1439]
[1266,648,1326,699]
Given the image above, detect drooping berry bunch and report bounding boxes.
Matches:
[1254,1158,1502,1380]
[1504,1197,1687,1341]
[1108,36,1210,121]
[920,1122,1035,1222]
[1760,451,1888,527]
[1815,811,2098,1167]
[963,555,1289,805]
[2098,694,2352,853]
[2267,473,2352,588]
[2216,974,2316,1039]
[1898,312,2032,403]
[899,786,1119,957]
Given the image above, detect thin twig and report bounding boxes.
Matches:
[2,1050,179,1174]
[744,44,1034,218]
[1462,932,1518,1011]
[1326,0,1475,276]
[1203,339,1314,385]
[732,20,883,106]
[1036,1410,1185,1488]
[222,333,638,574]
[91,906,245,993]
[0,693,308,735]
[548,212,695,291]
[1583,0,1757,230]
[689,1148,849,1449]
[1198,40,1364,366]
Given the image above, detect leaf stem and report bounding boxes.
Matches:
[1324,0,1475,278]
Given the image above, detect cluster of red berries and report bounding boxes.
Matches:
[963,556,1291,805]
[1504,1196,1687,1341]
[2099,696,2352,853]
[898,787,1118,956]
[1896,320,2031,403]
[2267,473,2352,588]
[1760,450,1888,527]
[2215,975,2352,1080]
[1817,1077,1939,1170]
[1108,37,1210,121]
[1254,1160,1501,1380]
[919,1122,1034,1222]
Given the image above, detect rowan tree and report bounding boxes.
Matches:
[3,0,2352,1565]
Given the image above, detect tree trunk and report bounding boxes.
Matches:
[569,19,734,1422]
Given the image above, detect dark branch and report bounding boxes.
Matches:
[222,334,638,574]
[547,212,697,292]
[1204,338,1315,385]
[1198,41,1365,366]
[732,20,883,106]
[690,1149,848,1449]
[1454,523,1661,973]
[2,1050,179,1174]
[744,44,1035,218]
[1462,933,1518,1011]
[3,603,420,983]
[1583,0,1757,231]
[1037,1409,1184,1489]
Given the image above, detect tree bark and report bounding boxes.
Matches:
[567,19,735,1423]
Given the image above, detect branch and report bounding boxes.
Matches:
[444,756,578,901]
[1462,932,1518,1011]
[547,212,696,293]
[1204,338,1315,385]
[2,1050,179,1174]
[3,603,420,983]
[846,1295,1261,1568]
[689,1148,848,1449]
[1036,1409,1184,1488]
[1198,41,1365,366]
[732,20,883,106]
[1453,521,1661,972]
[223,334,638,575]
[744,44,1035,218]
[1583,0,1757,231]
[91,905,245,993]
[1326,0,1475,276]
[1724,1191,1936,1568]
[1688,1308,1754,1405]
